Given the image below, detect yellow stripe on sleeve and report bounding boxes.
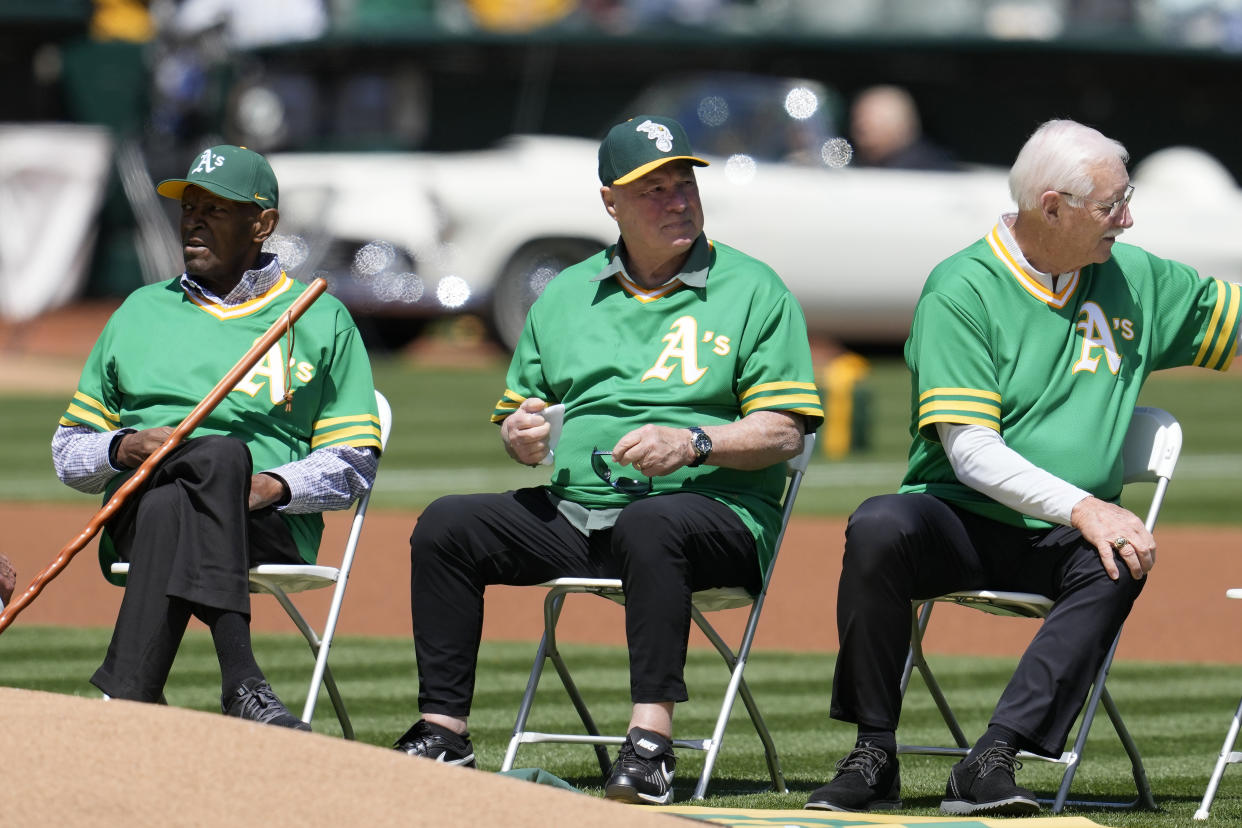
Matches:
[311,424,384,449]
[740,393,824,416]
[314,413,382,430]
[918,399,1003,419]
[919,387,1002,403]
[65,403,117,432]
[739,380,820,401]
[69,392,121,429]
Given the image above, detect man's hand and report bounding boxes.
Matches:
[248,473,288,511]
[116,427,175,468]
[0,552,16,605]
[501,397,553,466]
[1071,496,1155,581]
[612,424,696,476]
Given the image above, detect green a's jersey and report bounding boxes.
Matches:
[492,236,824,573]
[902,225,1241,527]
[61,273,381,565]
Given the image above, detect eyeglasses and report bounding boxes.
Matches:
[590,448,653,495]
[1057,183,1134,219]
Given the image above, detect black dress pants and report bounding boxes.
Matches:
[831,493,1146,757]
[409,488,761,717]
[90,435,300,701]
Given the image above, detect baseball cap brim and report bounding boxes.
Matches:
[611,154,710,186]
[156,179,262,205]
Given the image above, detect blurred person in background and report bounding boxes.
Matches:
[807,118,1240,816]
[391,114,822,805]
[849,85,955,171]
[52,144,380,729]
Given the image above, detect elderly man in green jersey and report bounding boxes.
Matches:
[53,145,381,729]
[808,119,1241,816]
[391,115,823,804]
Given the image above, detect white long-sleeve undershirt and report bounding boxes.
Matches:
[936,421,1092,526]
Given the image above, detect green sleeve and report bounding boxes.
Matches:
[491,300,552,423]
[735,291,824,430]
[1146,256,1240,372]
[310,311,382,452]
[59,313,123,433]
[906,287,1001,441]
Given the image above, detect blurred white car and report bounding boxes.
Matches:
[265,73,1242,351]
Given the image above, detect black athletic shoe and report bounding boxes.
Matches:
[940,741,1039,816]
[222,677,311,731]
[604,727,677,805]
[805,740,901,812]
[393,720,477,767]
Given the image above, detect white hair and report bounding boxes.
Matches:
[1008,119,1129,210]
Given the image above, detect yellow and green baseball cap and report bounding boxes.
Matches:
[157,145,279,208]
[598,115,709,186]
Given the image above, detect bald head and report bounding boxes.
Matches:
[850,85,921,164]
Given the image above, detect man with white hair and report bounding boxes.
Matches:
[807,119,1241,816]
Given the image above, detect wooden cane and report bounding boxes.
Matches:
[0,277,328,634]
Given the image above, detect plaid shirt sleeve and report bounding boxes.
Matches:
[51,425,127,494]
[266,444,378,514]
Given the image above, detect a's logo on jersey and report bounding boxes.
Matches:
[1072,301,1126,375]
[234,341,315,404]
[190,148,226,175]
[641,315,729,384]
[635,120,675,152]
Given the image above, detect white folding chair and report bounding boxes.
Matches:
[500,433,816,800]
[111,389,392,737]
[898,406,1181,813]
[1195,588,1242,820]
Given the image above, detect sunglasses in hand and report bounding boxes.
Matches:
[590,448,653,495]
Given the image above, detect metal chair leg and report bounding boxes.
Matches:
[1196,696,1242,820]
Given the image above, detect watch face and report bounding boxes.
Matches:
[694,431,712,455]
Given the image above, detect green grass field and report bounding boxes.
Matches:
[3,351,1242,824]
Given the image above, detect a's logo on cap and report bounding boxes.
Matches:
[190,148,226,175]
[635,120,674,152]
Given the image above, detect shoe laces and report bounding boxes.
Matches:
[234,680,280,714]
[611,738,641,772]
[972,742,1023,779]
[834,743,889,785]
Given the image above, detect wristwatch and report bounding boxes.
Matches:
[687,426,712,467]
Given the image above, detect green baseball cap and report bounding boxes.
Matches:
[598,115,709,186]
[157,145,279,208]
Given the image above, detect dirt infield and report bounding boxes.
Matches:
[5,502,1242,664]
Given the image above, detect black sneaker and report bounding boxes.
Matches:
[940,741,1039,816]
[604,727,676,805]
[222,677,311,731]
[805,740,901,811]
[393,720,477,767]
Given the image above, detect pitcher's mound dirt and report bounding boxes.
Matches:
[3,687,682,827]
